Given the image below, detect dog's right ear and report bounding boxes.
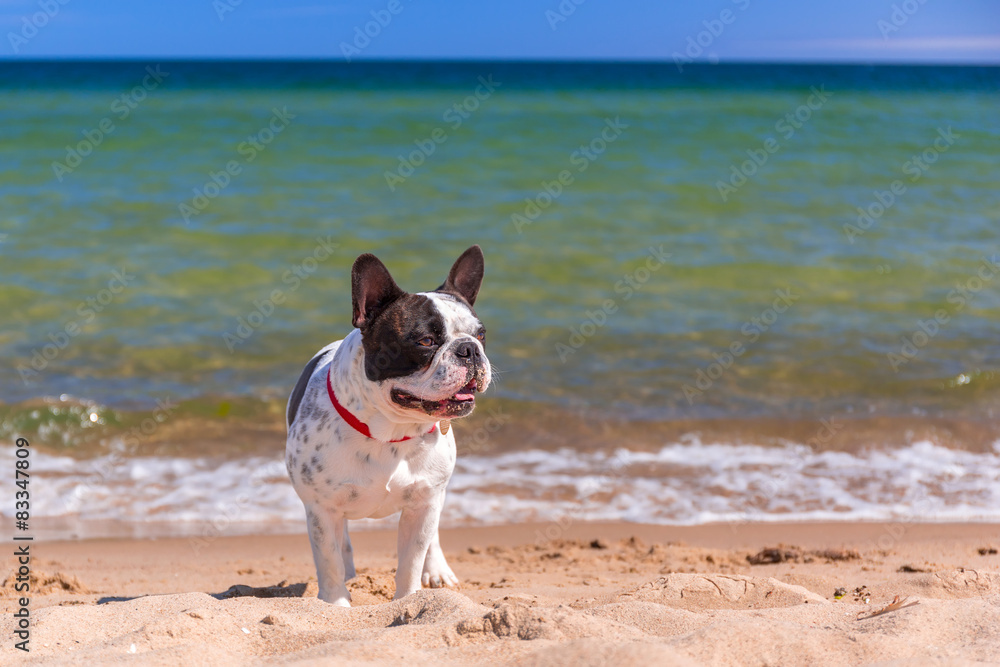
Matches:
[352,254,405,330]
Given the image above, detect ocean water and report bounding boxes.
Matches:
[1,61,999,536]
[5,438,1000,541]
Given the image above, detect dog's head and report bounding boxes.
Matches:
[351,245,491,421]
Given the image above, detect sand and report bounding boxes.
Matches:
[2,521,999,666]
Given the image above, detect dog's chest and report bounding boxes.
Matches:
[296,428,452,520]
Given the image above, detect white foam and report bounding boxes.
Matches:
[3,437,999,537]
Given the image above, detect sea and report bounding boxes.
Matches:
[1,60,999,540]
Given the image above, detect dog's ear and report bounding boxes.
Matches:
[352,253,405,330]
[438,245,484,307]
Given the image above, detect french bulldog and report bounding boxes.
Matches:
[285,245,490,606]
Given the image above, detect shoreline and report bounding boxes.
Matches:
[19,517,1000,544]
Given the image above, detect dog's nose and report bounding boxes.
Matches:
[455,341,481,360]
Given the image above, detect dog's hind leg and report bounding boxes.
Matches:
[305,506,351,606]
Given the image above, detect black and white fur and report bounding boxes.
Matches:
[285,246,491,607]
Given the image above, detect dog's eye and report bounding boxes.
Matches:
[476,331,486,342]
[417,337,435,347]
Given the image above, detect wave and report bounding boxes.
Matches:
[4,436,998,538]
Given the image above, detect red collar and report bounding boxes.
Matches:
[326,369,436,443]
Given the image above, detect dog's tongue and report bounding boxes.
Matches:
[452,379,477,401]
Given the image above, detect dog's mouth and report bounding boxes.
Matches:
[391,378,479,417]
[450,378,478,402]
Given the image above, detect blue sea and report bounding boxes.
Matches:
[1,61,998,537]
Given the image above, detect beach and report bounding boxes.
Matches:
[3,521,999,665]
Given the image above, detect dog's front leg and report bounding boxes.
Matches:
[421,531,458,589]
[342,522,356,581]
[305,506,351,606]
[394,491,444,600]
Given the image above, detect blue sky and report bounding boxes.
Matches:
[2,0,998,62]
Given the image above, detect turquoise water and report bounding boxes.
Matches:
[2,61,999,455]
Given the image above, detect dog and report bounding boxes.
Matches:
[285,245,491,606]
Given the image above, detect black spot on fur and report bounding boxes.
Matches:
[303,434,310,445]
[287,354,324,427]
[301,463,314,486]
[390,445,398,458]
[348,488,360,501]
[316,463,324,473]
[309,514,324,539]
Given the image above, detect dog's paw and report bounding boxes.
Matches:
[318,586,352,607]
[421,554,459,589]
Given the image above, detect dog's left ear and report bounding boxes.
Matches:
[439,245,484,307]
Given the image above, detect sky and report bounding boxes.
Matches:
[1,0,998,62]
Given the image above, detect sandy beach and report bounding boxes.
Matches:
[3,521,999,665]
